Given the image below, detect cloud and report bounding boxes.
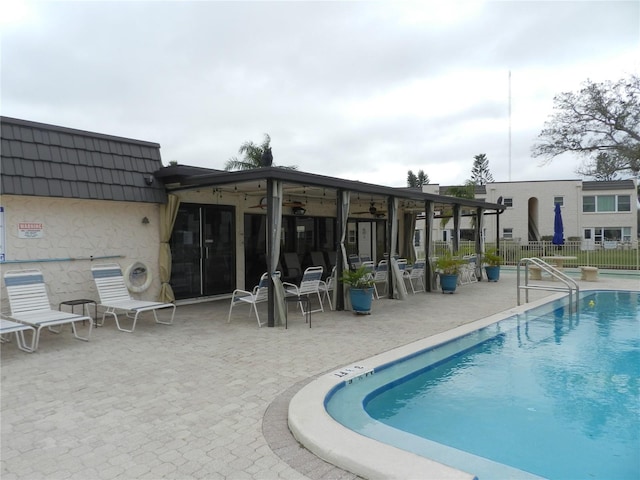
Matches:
[1,0,638,188]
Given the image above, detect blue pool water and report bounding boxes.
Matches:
[326,291,640,479]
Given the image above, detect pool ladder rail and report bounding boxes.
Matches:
[517,257,579,313]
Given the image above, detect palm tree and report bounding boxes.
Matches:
[224,134,297,170]
[440,181,476,229]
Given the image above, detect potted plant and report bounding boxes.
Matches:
[341,265,375,314]
[483,248,502,282]
[434,251,465,293]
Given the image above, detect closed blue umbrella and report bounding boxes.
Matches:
[552,203,564,245]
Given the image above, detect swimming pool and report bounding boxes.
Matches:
[289,290,639,479]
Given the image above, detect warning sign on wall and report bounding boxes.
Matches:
[18,222,44,239]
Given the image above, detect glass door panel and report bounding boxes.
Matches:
[203,207,235,296]
[170,204,235,299]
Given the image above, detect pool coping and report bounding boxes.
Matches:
[288,291,571,480]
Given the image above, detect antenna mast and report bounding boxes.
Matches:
[508,70,512,181]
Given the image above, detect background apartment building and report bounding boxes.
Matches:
[418,179,638,250]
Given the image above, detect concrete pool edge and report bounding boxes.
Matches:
[287,292,569,480]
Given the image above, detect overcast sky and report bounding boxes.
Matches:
[2,1,638,187]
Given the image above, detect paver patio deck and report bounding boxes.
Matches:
[2,270,637,479]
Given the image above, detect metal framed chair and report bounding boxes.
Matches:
[403,260,426,294]
[227,272,280,327]
[373,260,388,299]
[283,266,325,316]
[348,254,361,270]
[459,256,478,285]
[318,267,336,310]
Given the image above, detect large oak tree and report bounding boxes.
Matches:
[532,74,640,179]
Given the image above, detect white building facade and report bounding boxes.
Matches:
[418,179,638,249]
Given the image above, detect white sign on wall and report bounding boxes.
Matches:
[18,222,44,239]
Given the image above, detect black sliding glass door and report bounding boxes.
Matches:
[170,204,235,300]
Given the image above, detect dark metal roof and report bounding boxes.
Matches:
[582,180,637,191]
[155,165,505,212]
[1,116,167,204]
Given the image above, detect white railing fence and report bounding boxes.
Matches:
[418,240,639,271]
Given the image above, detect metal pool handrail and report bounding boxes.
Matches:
[517,257,579,313]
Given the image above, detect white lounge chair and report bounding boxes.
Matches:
[91,263,175,333]
[283,266,325,316]
[3,269,92,350]
[0,318,36,353]
[227,272,280,327]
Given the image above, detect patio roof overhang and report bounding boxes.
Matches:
[155,165,506,214]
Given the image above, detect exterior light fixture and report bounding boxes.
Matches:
[292,206,306,216]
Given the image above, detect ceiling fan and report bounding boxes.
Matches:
[249,197,306,209]
[352,202,386,217]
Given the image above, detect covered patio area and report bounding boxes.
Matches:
[156,165,505,326]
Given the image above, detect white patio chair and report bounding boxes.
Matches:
[318,267,336,310]
[373,260,388,299]
[227,272,280,327]
[0,318,36,353]
[283,266,325,316]
[91,263,175,333]
[3,269,92,350]
[403,260,426,294]
[310,251,329,279]
[459,256,478,285]
[348,254,361,270]
[361,261,376,277]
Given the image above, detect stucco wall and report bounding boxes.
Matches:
[482,180,583,242]
[1,195,160,312]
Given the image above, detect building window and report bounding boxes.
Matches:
[553,196,564,207]
[503,228,513,239]
[503,198,513,208]
[583,196,596,212]
[618,195,631,212]
[584,227,631,243]
[583,194,631,213]
[597,195,615,212]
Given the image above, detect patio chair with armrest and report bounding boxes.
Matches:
[310,251,329,279]
[283,252,303,284]
[227,271,280,327]
[348,254,361,270]
[318,266,336,310]
[3,269,92,350]
[373,260,388,299]
[459,255,478,285]
[283,266,325,317]
[403,260,426,294]
[91,263,175,333]
[361,261,376,279]
[325,251,336,273]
